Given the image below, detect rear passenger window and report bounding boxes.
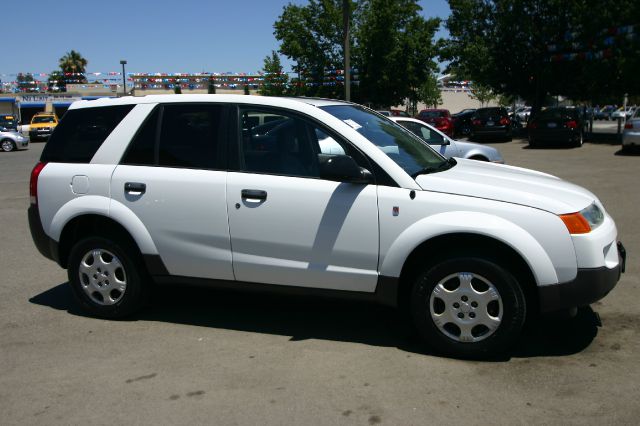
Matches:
[158,104,224,169]
[121,108,158,166]
[41,105,134,163]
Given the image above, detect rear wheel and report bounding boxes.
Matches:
[68,236,148,318]
[1,139,15,152]
[410,257,526,358]
[574,131,584,148]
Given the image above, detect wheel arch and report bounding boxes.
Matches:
[58,214,146,269]
[396,232,539,316]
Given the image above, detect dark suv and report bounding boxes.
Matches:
[470,107,512,141]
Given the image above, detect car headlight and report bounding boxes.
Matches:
[560,202,604,234]
[581,203,604,229]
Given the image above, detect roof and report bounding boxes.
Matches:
[68,94,352,111]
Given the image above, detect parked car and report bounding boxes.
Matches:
[611,107,627,120]
[416,108,454,137]
[528,107,585,148]
[622,108,640,152]
[0,114,18,131]
[594,105,616,120]
[29,112,59,141]
[0,128,29,152]
[390,116,503,163]
[451,108,476,137]
[29,95,624,358]
[470,107,512,141]
[515,106,532,123]
[377,109,410,117]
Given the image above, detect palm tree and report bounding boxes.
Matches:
[58,50,88,84]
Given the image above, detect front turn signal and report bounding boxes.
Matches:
[560,212,591,234]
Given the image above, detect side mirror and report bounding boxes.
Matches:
[319,154,372,184]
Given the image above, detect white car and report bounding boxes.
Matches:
[622,108,640,151]
[389,116,504,163]
[28,95,625,358]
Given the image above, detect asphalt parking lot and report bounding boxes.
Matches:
[1,139,638,425]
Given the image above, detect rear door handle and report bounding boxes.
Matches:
[241,189,267,201]
[125,182,146,194]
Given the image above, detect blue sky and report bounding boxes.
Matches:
[2,0,451,77]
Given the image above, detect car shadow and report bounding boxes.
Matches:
[614,148,640,156]
[30,282,600,361]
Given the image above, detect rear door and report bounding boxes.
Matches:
[226,106,380,292]
[110,103,234,280]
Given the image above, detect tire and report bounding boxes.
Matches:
[528,137,537,148]
[410,257,526,358]
[574,131,584,148]
[1,139,15,152]
[67,236,148,318]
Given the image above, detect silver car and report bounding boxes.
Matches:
[622,108,640,152]
[390,117,504,163]
[0,129,29,152]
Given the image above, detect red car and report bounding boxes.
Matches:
[416,109,454,137]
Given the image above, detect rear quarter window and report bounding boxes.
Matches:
[40,105,134,163]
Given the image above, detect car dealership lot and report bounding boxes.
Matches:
[1,141,638,425]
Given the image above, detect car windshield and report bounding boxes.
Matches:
[536,108,577,120]
[477,108,506,118]
[32,116,55,123]
[1,119,16,128]
[320,105,449,177]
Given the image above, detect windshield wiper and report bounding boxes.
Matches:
[410,157,457,178]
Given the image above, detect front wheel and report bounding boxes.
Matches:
[1,139,15,152]
[410,257,526,358]
[68,236,148,318]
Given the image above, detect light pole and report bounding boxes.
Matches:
[120,60,127,96]
[343,0,350,101]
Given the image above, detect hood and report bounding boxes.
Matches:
[415,158,597,214]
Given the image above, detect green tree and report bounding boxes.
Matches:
[208,78,216,94]
[259,50,289,96]
[47,71,65,92]
[417,72,442,109]
[469,83,495,107]
[17,73,37,92]
[442,0,640,110]
[274,0,346,98]
[57,50,88,90]
[273,0,440,106]
[356,0,440,108]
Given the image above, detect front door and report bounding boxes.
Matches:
[226,107,379,292]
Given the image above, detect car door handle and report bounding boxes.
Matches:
[124,182,146,194]
[241,189,267,201]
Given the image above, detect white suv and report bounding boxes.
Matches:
[28,95,625,358]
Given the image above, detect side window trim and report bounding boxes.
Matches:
[230,104,399,186]
[120,102,231,171]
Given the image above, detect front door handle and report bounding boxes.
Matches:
[241,189,267,201]
[125,182,146,194]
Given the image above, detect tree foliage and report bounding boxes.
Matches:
[417,73,442,109]
[274,0,440,106]
[259,51,289,96]
[443,0,640,108]
[17,73,37,92]
[469,83,495,107]
[56,50,89,91]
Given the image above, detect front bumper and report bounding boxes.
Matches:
[538,241,625,313]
